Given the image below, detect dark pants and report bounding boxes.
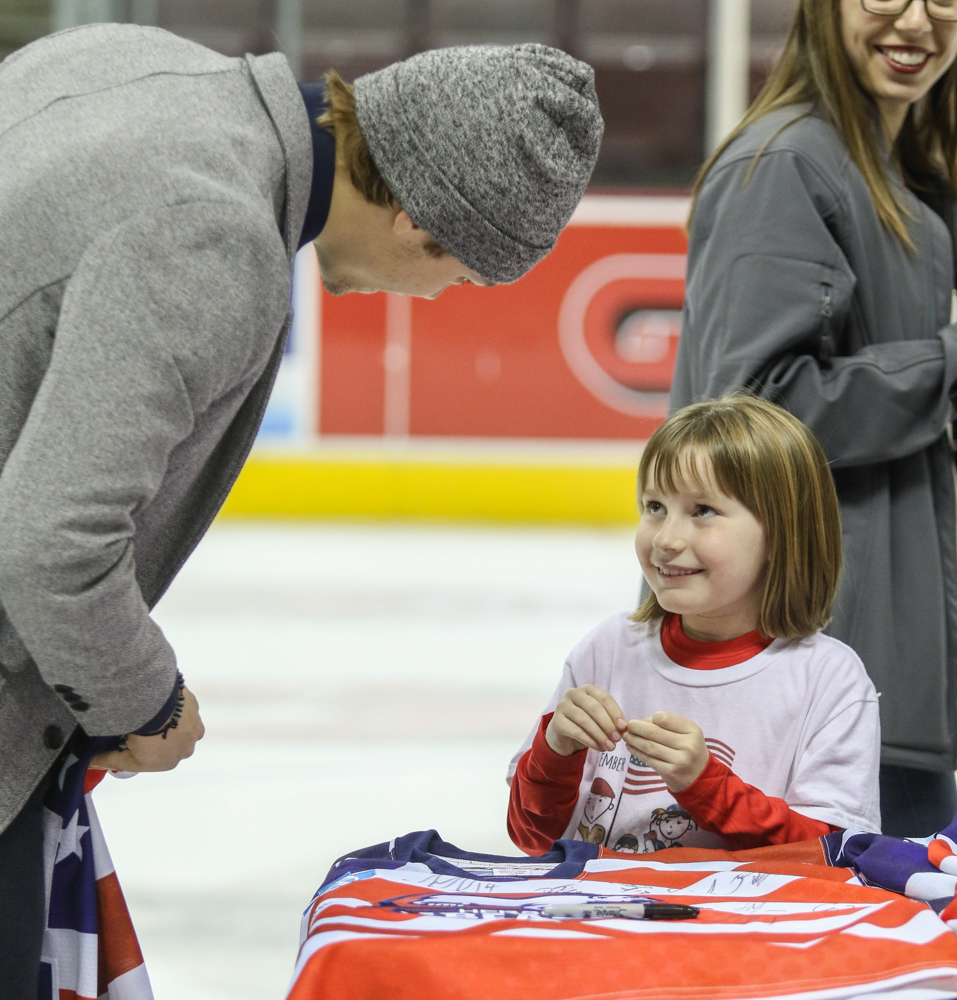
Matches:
[0,772,51,1000]
[880,763,957,838]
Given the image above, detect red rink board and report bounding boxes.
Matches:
[317,197,689,441]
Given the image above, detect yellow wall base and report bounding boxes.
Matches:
[220,445,641,525]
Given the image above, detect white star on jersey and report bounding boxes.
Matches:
[57,752,79,790]
[55,809,89,865]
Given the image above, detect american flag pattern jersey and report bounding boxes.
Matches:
[287,829,957,1000]
[39,738,153,1000]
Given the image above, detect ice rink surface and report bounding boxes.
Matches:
[92,521,642,999]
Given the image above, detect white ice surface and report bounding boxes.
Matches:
[91,521,640,1000]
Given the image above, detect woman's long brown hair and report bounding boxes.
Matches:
[690,0,957,246]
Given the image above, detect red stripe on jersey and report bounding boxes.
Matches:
[95,871,146,991]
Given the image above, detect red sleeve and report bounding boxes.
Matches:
[674,755,839,850]
[507,713,587,855]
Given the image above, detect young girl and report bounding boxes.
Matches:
[507,396,881,855]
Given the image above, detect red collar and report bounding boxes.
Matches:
[660,613,773,670]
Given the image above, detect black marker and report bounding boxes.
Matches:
[541,902,699,920]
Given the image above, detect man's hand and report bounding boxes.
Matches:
[624,711,709,793]
[89,686,205,772]
[545,684,627,757]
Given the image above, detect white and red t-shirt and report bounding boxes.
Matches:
[507,613,881,855]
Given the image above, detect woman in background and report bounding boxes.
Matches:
[672,0,957,834]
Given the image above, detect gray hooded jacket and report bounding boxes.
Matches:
[0,24,311,831]
[672,106,957,772]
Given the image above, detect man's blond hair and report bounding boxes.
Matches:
[317,69,395,209]
[316,70,447,258]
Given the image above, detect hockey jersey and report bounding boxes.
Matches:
[286,829,957,1000]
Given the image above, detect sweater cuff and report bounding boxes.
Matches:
[132,678,181,736]
[528,713,588,783]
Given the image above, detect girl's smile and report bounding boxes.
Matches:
[636,456,768,642]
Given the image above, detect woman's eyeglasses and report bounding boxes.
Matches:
[862,0,957,21]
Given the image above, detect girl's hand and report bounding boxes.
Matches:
[89,686,205,772]
[545,685,627,757]
[624,711,709,793]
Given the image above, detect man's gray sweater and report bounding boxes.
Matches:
[0,23,311,830]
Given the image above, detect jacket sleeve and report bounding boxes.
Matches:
[507,713,586,855]
[675,755,837,850]
[0,199,290,736]
[678,145,957,468]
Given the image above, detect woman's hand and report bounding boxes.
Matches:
[89,686,205,772]
[545,684,627,757]
[624,711,709,793]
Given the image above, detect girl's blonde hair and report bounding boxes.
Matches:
[691,0,957,247]
[632,395,842,639]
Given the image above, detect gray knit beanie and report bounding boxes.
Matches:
[353,44,603,284]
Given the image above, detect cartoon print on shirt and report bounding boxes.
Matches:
[574,740,735,851]
[577,777,616,844]
[643,804,697,851]
[612,833,641,853]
